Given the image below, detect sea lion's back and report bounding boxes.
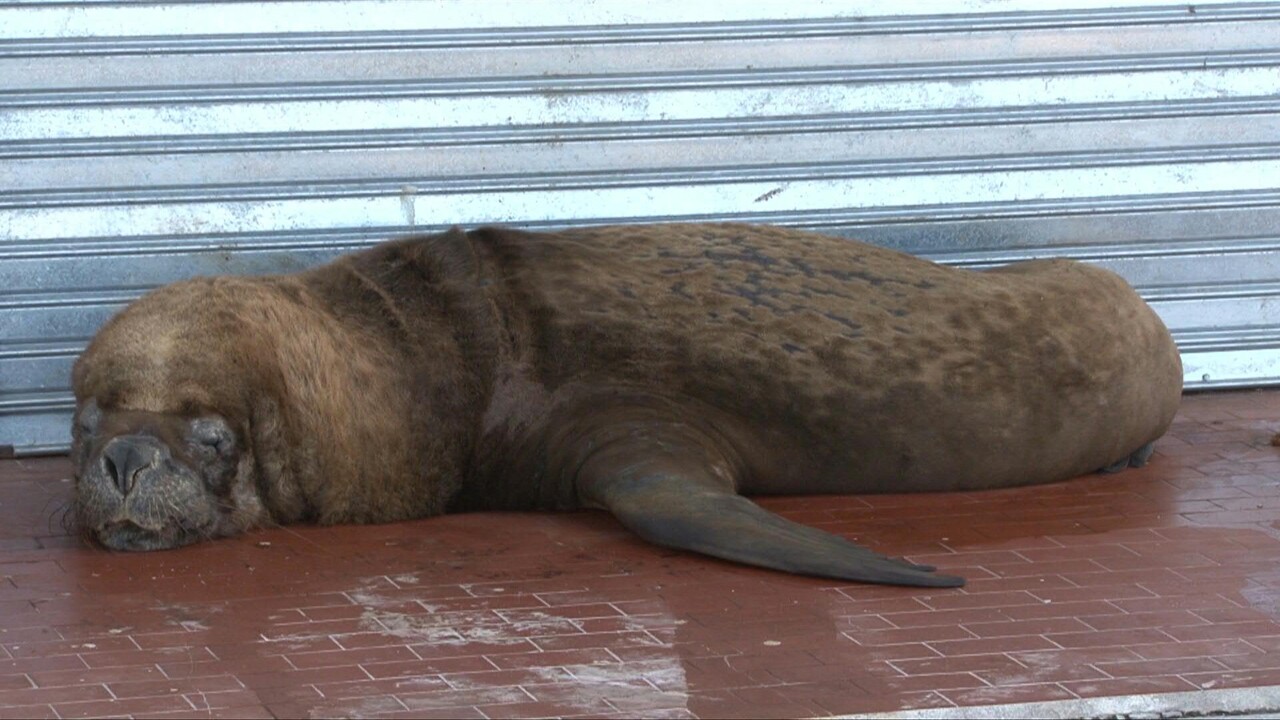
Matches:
[470,223,1181,493]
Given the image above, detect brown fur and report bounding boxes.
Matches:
[72,223,1183,542]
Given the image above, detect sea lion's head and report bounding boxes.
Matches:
[70,278,278,551]
[70,398,256,551]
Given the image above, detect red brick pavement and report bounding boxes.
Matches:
[1,390,1279,718]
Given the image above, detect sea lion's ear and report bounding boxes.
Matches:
[572,416,965,588]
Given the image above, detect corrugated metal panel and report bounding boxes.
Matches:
[3,1,1279,455]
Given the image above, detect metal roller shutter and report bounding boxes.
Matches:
[3,1,1279,455]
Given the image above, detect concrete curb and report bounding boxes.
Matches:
[832,685,1280,719]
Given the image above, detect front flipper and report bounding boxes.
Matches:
[572,417,964,588]
[1098,441,1157,474]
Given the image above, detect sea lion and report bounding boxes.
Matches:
[70,223,1183,587]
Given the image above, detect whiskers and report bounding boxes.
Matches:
[43,493,82,539]
[52,498,108,551]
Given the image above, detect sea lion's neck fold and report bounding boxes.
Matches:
[258,231,504,525]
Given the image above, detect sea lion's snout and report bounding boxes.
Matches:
[78,434,213,551]
[100,434,165,497]
[71,400,244,551]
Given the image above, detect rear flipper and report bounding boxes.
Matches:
[572,415,964,588]
[1098,442,1156,474]
[596,477,964,587]
[1128,442,1155,468]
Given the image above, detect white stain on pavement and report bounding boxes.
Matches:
[345,576,691,715]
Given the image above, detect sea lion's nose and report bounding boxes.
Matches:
[101,435,162,496]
